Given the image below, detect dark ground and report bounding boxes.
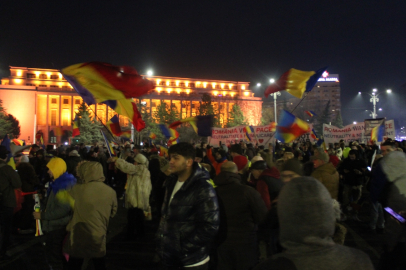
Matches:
[0,196,386,270]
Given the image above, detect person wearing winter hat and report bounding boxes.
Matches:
[33,157,76,270]
[233,155,249,184]
[253,177,373,270]
[250,160,283,210]
[109,153,152,239]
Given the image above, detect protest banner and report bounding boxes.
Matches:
[210,124,315,146]
[323,120,395,145]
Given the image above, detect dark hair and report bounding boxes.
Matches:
[216,149,227,158]
[169,142,196,160]
[230,144,243,155]
[381,141,395,148]
[133,145,141,150]
[348,149,358,156]
[126,157,135,164]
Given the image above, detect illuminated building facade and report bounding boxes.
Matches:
[0,66,262,144]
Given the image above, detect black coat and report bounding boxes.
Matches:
[156,163,219,267]
[65,156,82,177]
[214,171,267,245]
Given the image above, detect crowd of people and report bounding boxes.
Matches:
[1,137,406,269]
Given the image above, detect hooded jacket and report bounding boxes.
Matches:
[375,151,406,250]
[41,157,76,232]
[156,162,219,267]
[253,177,373,270]
[114,157,152,210]
[207,148,228,175]
[214,171,267,245]
[65,161,117,258]
[311,162,339,200]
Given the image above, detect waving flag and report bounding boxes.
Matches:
[269,122,277,132]
[275,111,310,143]
[149,133,157,139]
[72,115,80,137]
[101,130,116,157]
[371,124,385,142]
[311,129,319,140]
[12,139,24,146]
[159,146,168,157]
[243,126,254,141]
[305,110,317,117]
[61,62,154,105]
[169,115,213,137]
[120,130,132,139]
[104,99,145,132]
[106,115,122,136]
[1,135,16,169]
[265,67,327,99]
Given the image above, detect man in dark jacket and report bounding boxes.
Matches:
[0,146,22,260]
[250,160,283,210]
[214,161,267,270]
[157,142,219,269]
[65,150,82,178]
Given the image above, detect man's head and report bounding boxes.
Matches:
[133,145,141,155]
[240,141,247,149]
[313,151,329,169]
[221,161,238,174]
[251,160,268,179]
[215,149,226,160]
[168,142,195,175]
[381,141,396,157]
[281,159,303,183]
[195,148,203,163]
[0,146,10,161]
[348,149,358,161]
[230,144,243,158]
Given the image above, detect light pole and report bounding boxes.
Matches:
[358,89,391,119]
[273,92,281,124]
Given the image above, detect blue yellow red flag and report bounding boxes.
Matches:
[1,135,16,169]
[103,99,145,132]
[275,111,310,143]
[61,62,154,105]
[265,67,327,99]
[371,124,385,142]
[168,115,213,137]
[100,130,116,157]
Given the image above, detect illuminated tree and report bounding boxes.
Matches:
[154,101,179,124]
[0,99,12,138]
[74,102,103,144]
[226,104,248,127]
[315,100,331,135]
[6,114,21,139]
[261,106,275,125]
[331,110,344,128]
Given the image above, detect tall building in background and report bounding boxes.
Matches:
[0,66,262,144]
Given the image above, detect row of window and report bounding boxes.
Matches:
[50,98,81,104]
[154,81,239,90]
[27,73,60,79]
[27,83,72,89]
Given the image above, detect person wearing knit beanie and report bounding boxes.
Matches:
[233,155,248,172]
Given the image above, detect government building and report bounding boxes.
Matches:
[0,66,263,144]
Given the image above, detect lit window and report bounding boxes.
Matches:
[51,98,57,104]
[62,109,70,126]
[14,79,22,84]
[212,83,216,89]
[51,110,57,125]
[50,75,58,79]
[63,98,69,104]
[203,82,207,88]
[167,88,172,93]
[228,84,233,89]
[156,79,161,85]
[16,70,23,77]
[27,73,36,78]
[39,74,47,79]
[186,89,190,94]
[244,92,249,96]
[241,85,246,90]
[223,91,226,96]
[220,83,225,89]
[176,81,180,86]
[74,99,81,105]
[185,82,189,87]
[213,91,218,96]
[166,81,170,86]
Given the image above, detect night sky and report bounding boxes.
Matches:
[1,1,406,127]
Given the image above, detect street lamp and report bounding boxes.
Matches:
[270,78,275,84]
[257,83,261,87]
[273,92,281,124]
[359,89,391,119]
[147,70,153,76]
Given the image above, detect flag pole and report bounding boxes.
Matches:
[100,130,112,158]
[290,92,309,114]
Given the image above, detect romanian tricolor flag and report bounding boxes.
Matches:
[101,130,116,157]
[120,130,132,139]
[106,115,122,136]
[305,110,317,117]
[149,133,157,140]
[39,135,45,149]
[169,115,213,137]
[269,122,276,132]
[275,111,310,143]
[61,62,154,105]
[311,129,319,140]
[243,126,254,141]
[265,67,327,99]
[12,139,24,146]
[103,99,145,132]
[1,135,16,169]
[55,127,63,136]
[72,115,80,137]
[371,124,385,142]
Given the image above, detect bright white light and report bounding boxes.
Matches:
[270,79,275,83]
[257,83,261,87]
[358,92,361,94]
[379,108,382,111]
[372,93,375,95]
[147,70,153,76]
[353,121,357,124]
[387,89,392,93]
[372,88,377,92]
[64,142,68,145]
